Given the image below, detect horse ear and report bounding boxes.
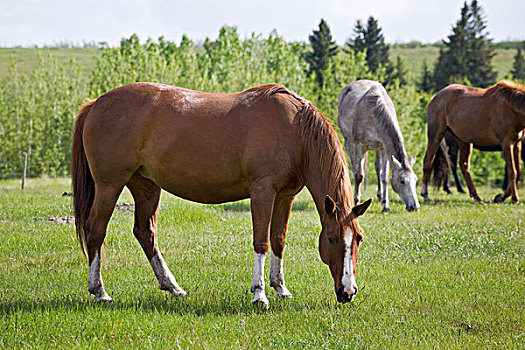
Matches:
[324,195,337,216]
[391,155,402,169]
[352,198,372,217]
[410,155,416,167]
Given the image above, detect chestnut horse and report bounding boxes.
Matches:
[421,80,525,203]
[72,83,371,308]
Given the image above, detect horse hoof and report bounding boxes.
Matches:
[170,288,188,298]
[95,292,112,302]
[494,194,505,203]
[252,298,270,309]
[273,285,293,299]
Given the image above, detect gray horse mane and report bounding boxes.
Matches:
[365,89,409,169]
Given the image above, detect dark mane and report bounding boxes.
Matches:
[259,85,354,220]
[365,91,409,168]
[487,80,525,115]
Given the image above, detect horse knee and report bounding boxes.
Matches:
[253,241,269,254]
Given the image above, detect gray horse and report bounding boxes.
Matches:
[338,80,420,212]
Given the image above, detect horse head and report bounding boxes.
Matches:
[391,155,420,211]
[318,196,371,303]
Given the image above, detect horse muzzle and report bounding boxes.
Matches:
[406,204,420,212]
[336,286,357,303]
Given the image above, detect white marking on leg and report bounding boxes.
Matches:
[88,251,112,301]
[341,228,358,299]
[150,252,187,297]
[270,251,292,298]
[250,252,269,308]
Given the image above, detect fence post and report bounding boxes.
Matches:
[21,153,28,190]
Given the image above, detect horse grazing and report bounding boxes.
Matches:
[422,80,525,203]
[72,82,372,308]
[338,80,419,212]
[430,130,523,194]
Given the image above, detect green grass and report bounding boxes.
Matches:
[390,46,516,83]
[0,47,99,78]
[1,178,524,348]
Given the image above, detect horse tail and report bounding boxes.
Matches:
[72,99,96,258]
[430,138,451,189]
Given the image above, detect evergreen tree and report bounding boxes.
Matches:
[466,0,496,86]
[390,55,408,86]
[306,19,338,89]
[418,59,433,92]
[510,41,525,80]
[431,0,496,90]
[346,16,389,74]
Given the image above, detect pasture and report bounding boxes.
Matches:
[1,177,523,348]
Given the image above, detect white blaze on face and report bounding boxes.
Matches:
[341,227,358,296]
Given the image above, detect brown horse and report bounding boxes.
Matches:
[72,82,371,307]
[421,80,525,203]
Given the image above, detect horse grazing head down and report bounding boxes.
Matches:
[390,155,419,211]
[318,196,371,303]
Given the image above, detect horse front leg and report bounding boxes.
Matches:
[376,150,390,212]
[250,182,277,308]
[269,192,297,299]
[458,141,482,202]
[495,142,519,203]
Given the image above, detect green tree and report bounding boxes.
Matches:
[418,59,433,92]
[390,55,408,86]
[466,0,496,86]
[346,16,390,74]
[432,0,496,89]
[305,19,338,89]
[510,41,525,80]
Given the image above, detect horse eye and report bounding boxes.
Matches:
[328,237,336,245]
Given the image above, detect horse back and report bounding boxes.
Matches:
[428,84,518,145]
[338,80,400,148]
[82,83,303,203]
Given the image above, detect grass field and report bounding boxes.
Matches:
[0,177,523,348]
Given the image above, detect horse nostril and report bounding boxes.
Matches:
[336,287,349,303]
[354,285,358,295]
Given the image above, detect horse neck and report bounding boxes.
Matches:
[303,156,353,219]
[376,118,410,171]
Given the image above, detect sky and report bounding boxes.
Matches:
[1,0,524,47]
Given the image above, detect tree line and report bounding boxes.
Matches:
[0,0,521,184]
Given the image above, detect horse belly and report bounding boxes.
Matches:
[140,150,250,204]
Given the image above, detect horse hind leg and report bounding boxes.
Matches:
[127,172,187,297]
[86,184,124,301]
